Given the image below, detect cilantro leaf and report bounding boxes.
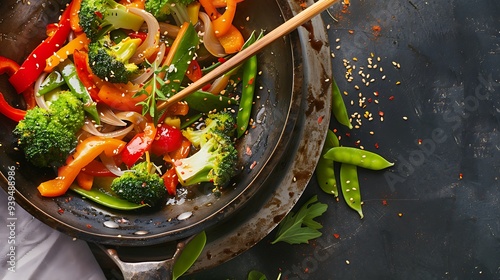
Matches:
[271,195,328,245]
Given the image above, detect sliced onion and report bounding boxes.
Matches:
[198,12,226,57]
[99,154,127,177]
[82,120,135,139]
[129,7,160,64]
[207,74,231,94]
[131,43,166,85]
[98,103,127,126]
[115,111,148,130]
[34,73,50,110]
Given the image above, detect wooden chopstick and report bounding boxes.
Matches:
[157,0,338,111]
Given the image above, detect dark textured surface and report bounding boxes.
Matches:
[187,0,500,279]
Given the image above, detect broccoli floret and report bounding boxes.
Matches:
[111,161,167,207]
[182,112,236,147]
[13,91,85,167]
[88,35,142,83]
[145,0,195,25]
[175,130,237,187]
[79,0,145,41]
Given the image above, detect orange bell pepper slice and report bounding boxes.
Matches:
[38,137,126,197]
[76,172,94,191]
[45,33,90,72]
[212,0,237,37]
[212,0,244,8]
[218,25,245,54]
[97,83,146,112]
[70,0,83,33]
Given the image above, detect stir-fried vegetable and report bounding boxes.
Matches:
[3,0,260,212]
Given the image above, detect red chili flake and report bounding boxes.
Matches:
[94,11,103,19]
[333,128,338,133]
[86,224,92,228]
[367,98,373,103]
[304,267,309,273]
[318,115,324,124]
[218,57,227,63]
[247,78,254,85]
[374,142,379,149]
[459,173,463,180]
[348,30,354,34]
[57,208,64,214]
[333,233,340,239]
[245,146,252,156]
[382,200,388,206]
[389,96,395,101]
[378,111,384,117]
[345,132,351,137]
[373,91,379,97]
[417,139,423,145]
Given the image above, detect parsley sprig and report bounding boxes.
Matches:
[134,60,169,123]
[271,195,328,245]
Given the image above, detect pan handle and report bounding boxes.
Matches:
[98,235,195,280]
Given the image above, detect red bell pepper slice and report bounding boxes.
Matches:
[151,124,183,156]
[81,159,116,177]
[121,122,157,167]
[161,168,178,196]
[0,94,26,122]
[9,2,72,93]
[73,50,100,101]
[185,59,203,82]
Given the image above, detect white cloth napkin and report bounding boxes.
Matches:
[0,189,106,280]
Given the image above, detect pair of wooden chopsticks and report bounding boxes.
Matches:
[157,0,338,111]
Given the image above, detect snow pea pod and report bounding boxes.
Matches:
[323,147,394,170]
[315,130,339,196]
[69,185,149,211]
[58,59,100,123]
[182,89,238,112]
[38,70,65,95]
[340,163,363,219]
[331,77,352,129]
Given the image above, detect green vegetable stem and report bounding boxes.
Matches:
[323,146,394,170]
[69,185,149,211]
[315,129,340,196]
[339,163,363,219]
[331,76,352,129]
[37,71,65,95]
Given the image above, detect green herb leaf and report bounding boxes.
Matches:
[271,195,328,245]
[172,231,207,280]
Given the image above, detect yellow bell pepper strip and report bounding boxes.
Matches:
[212,0,238,37]
[8,2,72,93]
[45,33,90,72]
[187,2,201,25]
[70,0,83,33]
[218,25,245,54]
[37,137,126,197]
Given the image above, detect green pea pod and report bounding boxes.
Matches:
[331,77,352,129]
[340,163,363,219]
[316,130,340,196]
[172,231,207,280]
[182,90,238,112]
[323,147,394,170]
[69,185,149,211]
[58,59,100,124]
[38,71,65,95]
[236,54,257,138]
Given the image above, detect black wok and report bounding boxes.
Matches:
[0,0,333,273]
